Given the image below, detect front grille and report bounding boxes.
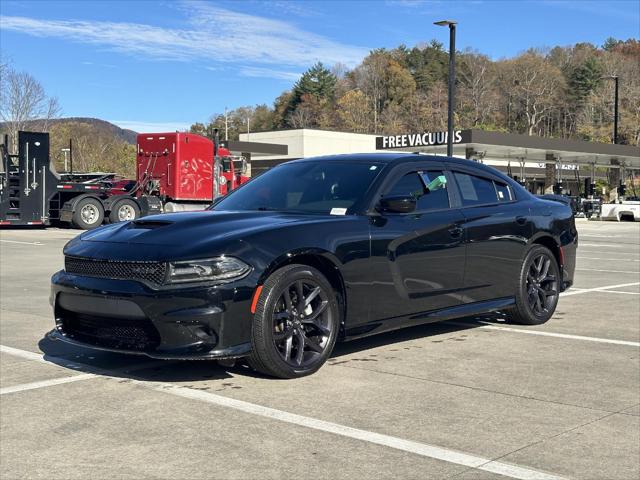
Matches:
[65,256,167,286]
[59,309,161,352]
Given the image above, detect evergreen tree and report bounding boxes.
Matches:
[292,62,337,103]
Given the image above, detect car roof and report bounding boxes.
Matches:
[286,152,524,190]
[287,153,511,178]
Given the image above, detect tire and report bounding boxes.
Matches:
[248,264,340,379]
[72,197,105,230]
[109,198,140,223]
[506,245,560,325]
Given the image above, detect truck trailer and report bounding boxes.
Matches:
[1,130,249,229]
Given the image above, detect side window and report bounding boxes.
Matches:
[454,172,498,206]
[385,172,425,199]
[384,170,450,211]
[418,170,449,210]
[495,181,512,202]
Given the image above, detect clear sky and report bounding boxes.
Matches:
[1,0,638,132]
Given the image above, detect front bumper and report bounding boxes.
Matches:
[50,270,255,360]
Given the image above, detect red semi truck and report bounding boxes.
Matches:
[1,131,250,230]
[134,131,249,213]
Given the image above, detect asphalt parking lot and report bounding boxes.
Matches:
[1,218,638,480]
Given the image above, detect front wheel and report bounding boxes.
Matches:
[248,264,339,379]
[506,245,560,325]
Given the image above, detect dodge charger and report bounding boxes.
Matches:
[50,154,577,378]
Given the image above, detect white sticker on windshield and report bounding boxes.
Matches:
[370,165,377,170]
[330,208,347,215]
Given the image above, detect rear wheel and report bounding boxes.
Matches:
[248,264,339,379]
[72,198,104,230]
[507,245,560,325]
[109,198,140,223]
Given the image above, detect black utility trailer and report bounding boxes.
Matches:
[1,131,161,229]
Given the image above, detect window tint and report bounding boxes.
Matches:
[454,172,498,206]
[384,170,449,211]
[420,170,450,210]
[214,162,382,214]
[495,182,512,202]
[386,172,425,199]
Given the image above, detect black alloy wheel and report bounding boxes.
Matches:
[526,253,558,316]
[272,279,332,368]
[507,245,560,325]
[248,264,339,378]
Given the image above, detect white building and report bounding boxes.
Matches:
[239,128,639,196]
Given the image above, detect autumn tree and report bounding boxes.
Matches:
[337,90,372,133]
[499,51,565,136]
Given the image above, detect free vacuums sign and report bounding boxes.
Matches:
[376,130,463,150]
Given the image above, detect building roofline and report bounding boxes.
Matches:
[465,129,638,158]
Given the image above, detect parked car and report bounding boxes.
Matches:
[49,153,578,378]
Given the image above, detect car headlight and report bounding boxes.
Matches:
[167,257,251,284]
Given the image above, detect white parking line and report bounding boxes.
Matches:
[0,345,166,395]
[576,268,640,274]
[0,374,95,395]
[452,323,640,347]
[570,288,640,296]
[0,239,44,245]
[561,282,640,297]
[577,257,640,262]
[580,234,621,238]
[578,243,625,248]
[147,383,565,480]
[0,344,565,480]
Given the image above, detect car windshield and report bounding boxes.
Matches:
[213,161,383,214]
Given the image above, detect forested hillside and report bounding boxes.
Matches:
[192,38,639,146]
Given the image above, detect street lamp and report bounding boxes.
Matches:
[602,75,619,144]
[434,19,457,157]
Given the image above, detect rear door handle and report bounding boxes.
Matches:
[516,216,527,225]
[448,226,463,238]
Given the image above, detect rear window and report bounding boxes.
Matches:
[454,173,497,205]
[495,182,512,202]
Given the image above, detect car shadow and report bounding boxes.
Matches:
[37,313,506,382]
[331,312,507,358]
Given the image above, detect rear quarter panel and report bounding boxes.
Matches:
[529,198,578,289]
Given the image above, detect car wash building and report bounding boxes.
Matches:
[241,128,639,197]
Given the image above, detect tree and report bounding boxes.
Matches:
[0,66,61,153]
[192,38,639,145]
[352,50,389,133]
[499,51,565,136]
[287,95,317,128]
[458,51,497,127]
[404,41,449,93]
[293,62,337,100]
[567,57,602,108]
[337,90,372,133]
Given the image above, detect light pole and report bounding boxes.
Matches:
[602,75,619,144]
[434,19,457,157]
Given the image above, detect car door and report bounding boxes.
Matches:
[450,168,532,304]
[364,163,467,327]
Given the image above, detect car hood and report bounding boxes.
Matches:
[80,210,330,247]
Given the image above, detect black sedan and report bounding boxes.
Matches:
[50,154,577,378]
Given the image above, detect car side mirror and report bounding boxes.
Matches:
[377,195,417,214]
